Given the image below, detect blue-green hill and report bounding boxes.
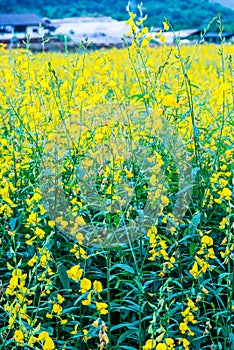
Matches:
[1,0,234,32]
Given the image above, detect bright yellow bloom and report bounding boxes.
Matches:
[156,343,167,350]
[13,330,24,343]
[60,318,68,325]
[70,324,79,335]
[93,280,103,293]
[201,235,213,246]
[28,335,38,346]
[179,322,189,334]
[27,256,37,267]
[181,307,190,317]
[27,212,40,225]
[35,227,45,239]
[57,293,65,303]
[143,339,156,350]
[82,291,92,306]
[165,338,175,348]
[96,301,108,315]
[80,278,92,293]
[163,21,169,31]
[189,261,200,279]
[38,332,55,350]
[162,94,178,108]
[92,319,99,328]
[66,265,83,282]
[43,337,55,350]
[221,187,232,199]
[188,299,198,311]
[52,303,62,315]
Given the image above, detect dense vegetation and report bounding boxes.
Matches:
[1,0,234,32]
[0,11,233,349]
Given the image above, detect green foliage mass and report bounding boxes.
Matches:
[0,0,234,32]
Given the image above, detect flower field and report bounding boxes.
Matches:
[0,16,233,350]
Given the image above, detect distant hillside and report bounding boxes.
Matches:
[0,0,234,32]
[214,0,234,10]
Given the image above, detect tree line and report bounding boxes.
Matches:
[1,0,234,33]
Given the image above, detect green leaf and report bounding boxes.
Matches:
[111,321,138,331]
[117,330,138,345]
[9,217,17,230]
[190,242,198,256]
[57,263,70,290]
[189,212,202,236]
[110,263,135,274]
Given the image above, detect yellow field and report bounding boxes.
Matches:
[0,29,233,350]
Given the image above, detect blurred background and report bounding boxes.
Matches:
[0,0,234,50]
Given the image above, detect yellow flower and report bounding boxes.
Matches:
[181,307,190,317]
[179,322,188,334]
[156,343,167,350]
[66,265,83,282]
[38,331,50,341]
[27,256,37,267]
[48,220,55,228]
[13,330,24,343]
[25,236,37,245]
[96,301,108,315]
[221,187,232,199]
[141,27,149,34]
[82,291,92,306]
[219,217,228,229]
[57,293,65,303]
[201,235,213,246]
[83,328,91,342]
[178,338,190,350]
[70,324,79,335]
[159,35,166,43]
[187,299,198,311]
[163,21,169,31]
[143,339,156,350]
[76,232,84,244]
[188,328,195,336]
[35,227,45,239]
[184,313,197,324]
[206,248,215,259]
[27,212,40,225]
[92,319,99,328]
[38,204,47,215]
[189,261,200,279]
[28,335,38,346]
[165,338,175,348]
[43,337,55,350]
[40,255,47,268]
[74,247,87,259]
[80,278,92,293]
[60,318,68,325]
[93,280,103,293]
[38,332,55,350]
[52,303,62,315]
[75,215,86,226]
[162,94,178,108]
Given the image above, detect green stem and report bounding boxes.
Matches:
[107,249,111,348]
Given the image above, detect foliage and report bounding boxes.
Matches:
[0,12,233,350]
[0,0,234,33]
